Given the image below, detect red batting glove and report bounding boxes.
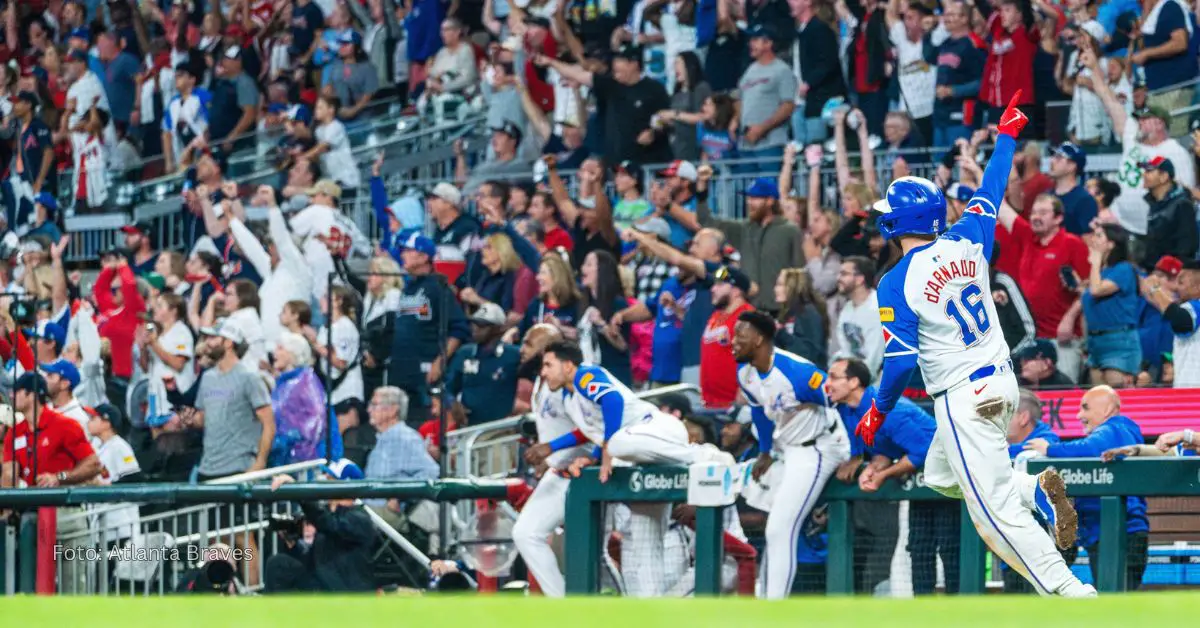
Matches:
[996,90,1029,139]
[855,400,887,447]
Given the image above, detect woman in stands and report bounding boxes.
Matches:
[773,268,830,369]
[269,332,328,466]
[310,285,364,407]
[518,252,582,338]
[579,250,635,385]
[457,233,522,317]
[1081,224,1141,388]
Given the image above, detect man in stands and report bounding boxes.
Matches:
[700,266,755,411]
[1016,339,1074,389]
[1048,143,1097,236]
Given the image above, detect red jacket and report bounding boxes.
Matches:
[93,265,146,378]
[980,21,1038,107]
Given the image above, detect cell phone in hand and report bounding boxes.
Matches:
[1059,265,1079,291]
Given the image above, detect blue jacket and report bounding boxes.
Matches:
[388,273,471,399]
[1008,421,1060,458]
[836,386,936,466]
[1045,415,1149,546]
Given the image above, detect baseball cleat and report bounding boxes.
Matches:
[1035,468,1077,550]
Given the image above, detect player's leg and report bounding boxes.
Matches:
[936,376,1094,597]
[622,501,670,597]
[922,428,963,499]
[1011,467,1078,550]
[760,442,840,600]
[608,415,734,466]
[512,472,569,597]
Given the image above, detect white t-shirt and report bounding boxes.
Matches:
[889,22,935,120]
[320,316,363,404]
[315,120,361,188]
[162,90,209,162]
[66,71,110,129]
[93,436,141,542]
[1113,123,1196,235]
[147,320,196,422]
[1066,52,1110,143]
[226,307,268,373]
[834,290,884,376]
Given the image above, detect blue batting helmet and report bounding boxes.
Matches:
[873,176,947,240]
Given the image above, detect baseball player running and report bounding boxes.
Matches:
[855,92,1095,597]
[730,311,850,599]
[514,325,590,598]
[540,341,734,597]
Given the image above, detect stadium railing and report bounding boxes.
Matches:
[563,457,1200,596]
[0,477,515,596]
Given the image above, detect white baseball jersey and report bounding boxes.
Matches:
[1171,300,1200,388]
[566,365,660,446]
[737,349,838,452]
[532,377,583,467]
[873,135,1014,414]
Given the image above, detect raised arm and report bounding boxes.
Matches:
[624,229,708,277]
[1079,40,1128,139]
[229,218,273,280]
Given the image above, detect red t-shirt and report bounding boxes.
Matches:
[980,22,1038,107]
[93,265,147,378]
[418,418,459,448]
[992,223,1022,285]
[2,409,95,482]
[700,301,755,409]
[545,227,574,252]
[853,14,884,94]
[1013,218,1091,338]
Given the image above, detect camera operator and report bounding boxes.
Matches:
[264,460,376,593]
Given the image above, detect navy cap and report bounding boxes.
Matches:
[66,49,89,64]
[337,30,363,46]
[614,43,642,62]
[714,265,752,294]
[13,373,49,398]
[747,23,776,40]
[16,91,40,107]
[1139,155,1176,179]
[1016,339,1057,364]
[744,177,779,199]
[40,358,81,389]
[1052,142,1087,173]
[491,120,523,143]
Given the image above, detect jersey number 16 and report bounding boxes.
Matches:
[945,283,992,347]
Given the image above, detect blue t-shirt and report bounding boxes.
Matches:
[648,278,686,383]
[1137,295,1174,367]
[1057,184,1099,236]
[665,196,697,250]
[102,52,141,124]
[406,0,449,63]
[1142,0,1196,89]
[680,262,719,368]
[290,2,325,56]
[1082,261,1139,332]
[697,125,736,162]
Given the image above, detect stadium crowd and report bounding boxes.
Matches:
[0,0,1198,596]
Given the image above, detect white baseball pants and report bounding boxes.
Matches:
[760,426,850,600]
[512,471,570,598]
[923,371,1091,597]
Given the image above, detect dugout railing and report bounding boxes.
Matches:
[563,458,1200,596]
[0,479,516,596]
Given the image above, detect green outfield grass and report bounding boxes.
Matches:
[4,592,1198,627]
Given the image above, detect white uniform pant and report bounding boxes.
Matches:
[923,371,1085,596]
[760,426,850,600]
[512,471,570,598]
[606,412,717,597]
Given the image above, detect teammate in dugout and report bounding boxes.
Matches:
[854,92,1096,597]
[535,341,734,597]
[731,311,851,600]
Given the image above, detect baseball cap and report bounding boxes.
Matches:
[1016,339,1057,364]
[744,177,780,199]
[68,27,90,42]
[223,45,243,60]
[492,120,523,143]
[1052,142,1088,173]
[658,160,698,182]
[523,14,552,28]
[141,272,167,291]
[613,160,641,178]
[306,179,343,200]
[33,191,57,213]
[614,43,642,62]
[1132,105,1170,123]
[400,231,437,258]
[633,216,672,242]
[21,240,45,255]
[470,302,507,326]
[1155,255,1184,278]
[213,319,246,345]
[31,320,67,350]
[322,458,365,481]
[714,265,751,293]
[946,183,974,203]
[13,373,49,398]
[16,91,40,108]
[40,358,81,389]
[120,220,154,239]
[747,23,776,40]
[1139,156,1176,179]
[288,104,313,125]
[85,403,124,431]
[427,182,463,207]
[337,30,363,46]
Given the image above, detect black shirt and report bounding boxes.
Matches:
[591,72,672,164]
[569,215,621,271]
[1018,370,1075,390]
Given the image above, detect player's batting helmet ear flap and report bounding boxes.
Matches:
[874,177,948,240]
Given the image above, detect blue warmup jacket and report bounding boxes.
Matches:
[1008,421,1060,459]
[836,386,937,466]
